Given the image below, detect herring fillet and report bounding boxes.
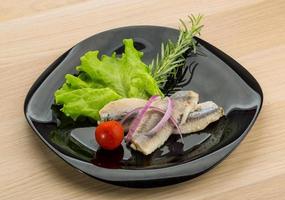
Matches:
[130,91,199,155]
[99,98,147,121]
[176,101,224,134]
[98,90,224,155]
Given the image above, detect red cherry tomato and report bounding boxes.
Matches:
[95,121,124,150]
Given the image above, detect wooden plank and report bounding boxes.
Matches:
[1,0,284,199]
[0,0,88,21]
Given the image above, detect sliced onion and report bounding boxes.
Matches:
[147,107,183,143]
[146,97,172,135]
[121,104,183,143]
[125,96,159,142]
[121,106,176,128]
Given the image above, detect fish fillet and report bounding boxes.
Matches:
[176,101,224,134]
[98,90,224,155]
[130,91,199,155]
[99,98,147,122]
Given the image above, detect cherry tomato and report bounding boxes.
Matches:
[95,121,124,150]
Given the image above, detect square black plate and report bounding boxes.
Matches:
[24,26,263,187]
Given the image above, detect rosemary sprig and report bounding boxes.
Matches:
[149,14,204,87]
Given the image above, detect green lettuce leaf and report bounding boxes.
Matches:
[54,39,162,121]
[76,39,162,98]
[55,88,122,120]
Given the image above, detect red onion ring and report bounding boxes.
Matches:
[125,96,159,142]
[122,103,183,143]
[147,107,183,143]
[146,97,172,135]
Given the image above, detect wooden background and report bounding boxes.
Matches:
[1,0,285,199]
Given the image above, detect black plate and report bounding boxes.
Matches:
[24,26,263,188]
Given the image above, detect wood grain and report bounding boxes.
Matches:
[0,0,89,22]
[0,0,285,199]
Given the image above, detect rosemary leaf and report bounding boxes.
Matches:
[149,14,204,88]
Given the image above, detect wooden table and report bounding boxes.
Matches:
[1,0,284,199]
